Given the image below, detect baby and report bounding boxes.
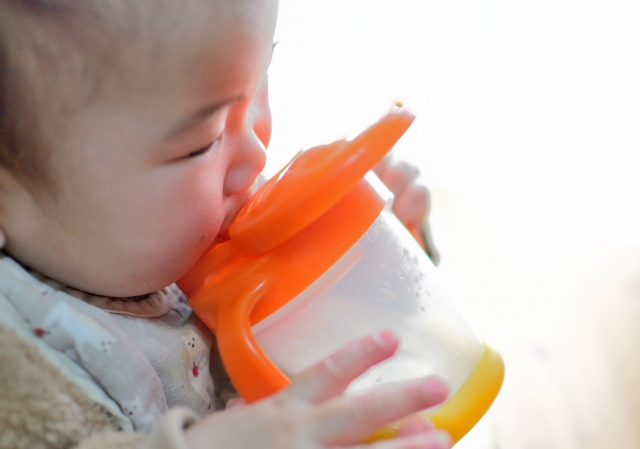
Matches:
[0,1,450,448]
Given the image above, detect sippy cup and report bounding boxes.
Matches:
[177,108,504,443]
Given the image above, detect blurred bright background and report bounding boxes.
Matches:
[266,1,640,447]
[267,0,640,339]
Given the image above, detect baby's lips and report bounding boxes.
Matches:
[212,228,231,245]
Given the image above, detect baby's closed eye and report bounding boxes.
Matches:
[186,135,222,158]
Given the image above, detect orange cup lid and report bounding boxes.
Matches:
[229,108,416,256]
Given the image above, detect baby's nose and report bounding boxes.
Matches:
[223,131,267,196]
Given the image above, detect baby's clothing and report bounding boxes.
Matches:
[0,254,231,448]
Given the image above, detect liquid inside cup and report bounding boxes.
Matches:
[252,178,484,398]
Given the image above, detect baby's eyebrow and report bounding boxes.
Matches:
[165,96,241,140]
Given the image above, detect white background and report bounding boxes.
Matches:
[268,0,640,260]
[266,3,639,445]
[267,0,640,327]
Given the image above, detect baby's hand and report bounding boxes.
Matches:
[374,156,439,264]
[185,331,452,449]
[374,156,430,233]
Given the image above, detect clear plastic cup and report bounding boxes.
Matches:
[253,173,484,396]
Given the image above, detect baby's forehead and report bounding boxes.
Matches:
[1,0,247,139]
[1,0,274,187]
[10,0,270,104]
[17,0,254,100]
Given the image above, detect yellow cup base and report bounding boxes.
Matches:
[364,343,504,443]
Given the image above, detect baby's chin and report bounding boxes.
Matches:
[64,276,175,299]
[55,257,196,299]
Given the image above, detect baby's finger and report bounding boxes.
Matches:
[225,398,247,410]
[288,331,399,403]
[314,377,448,445]
[395,414,436,437]
[393,184,430,227]
[373,153,393,178]
[377,161,420,198]
[350,431,452,449]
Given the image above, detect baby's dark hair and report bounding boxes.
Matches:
[0,0,149,190]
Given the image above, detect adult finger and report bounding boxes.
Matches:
[287,331,399,403]
[314,376,448,445]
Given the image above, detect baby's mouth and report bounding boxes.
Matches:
[213,228,231,245]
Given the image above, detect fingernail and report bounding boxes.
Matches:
[397,414,435,437]
[412,431,452,449]
[435,431,453,448]
[372,330,398,351]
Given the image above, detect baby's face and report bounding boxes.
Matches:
[2,0,278,296]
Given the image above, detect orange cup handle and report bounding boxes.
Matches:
[216,284,291,403]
